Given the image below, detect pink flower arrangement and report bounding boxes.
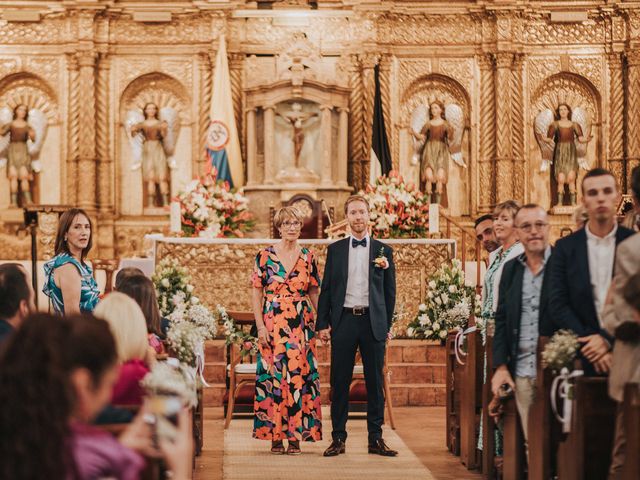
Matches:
[360,171,431,238]
[176,174,254,238]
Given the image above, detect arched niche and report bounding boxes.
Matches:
[118,72,192,215]
[529,72,601,210]
[0,72,61,210]
[400,74,472,216]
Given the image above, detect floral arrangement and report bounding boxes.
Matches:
[541,329,580,374]
[141,360,198,408]
[166,322,204,367]
[176,174,254,238]
[152,258,196,316]
[220,306,259,357]
[406,259,480,341]
[167,298,217,340]
[360,171,431,238]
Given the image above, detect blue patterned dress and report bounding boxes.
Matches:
[43,253,100,314]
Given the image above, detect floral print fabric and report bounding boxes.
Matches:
[251,246,322,442]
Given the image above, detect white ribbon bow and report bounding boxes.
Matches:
[550,367,584,433]
[454,325,477,365]
[195,340,210,387]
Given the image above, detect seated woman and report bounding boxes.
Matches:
[0,313,193,480]
[94,292,153,406]
[42,208,100,315]
[117,274,167,354]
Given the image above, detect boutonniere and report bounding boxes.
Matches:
[373,247,390,269]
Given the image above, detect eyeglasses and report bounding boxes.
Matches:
[516,221,549,233]
[281,221,302,229]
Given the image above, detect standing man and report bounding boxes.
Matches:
[547,168,634,374]
[317,195,397,457]
[0,263,36,343]
[474,213,500,259]
[491,204,552,447]
[602,166,640,479]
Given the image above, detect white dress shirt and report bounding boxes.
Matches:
[344,234,370,307]
[586,222,618,326]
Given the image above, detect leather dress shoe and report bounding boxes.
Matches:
[323,439,346,457]
[368,438,398,457]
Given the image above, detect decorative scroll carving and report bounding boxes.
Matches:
[0,15,71,44]
[0,73,59,121]
[531,73,599,123]
[401,74,470,122]
[77,51,97,210]
[521,19,606,45]
[360,53,378,185]
[627,50,640,191]
[120,72,191,123]
[348,55,363,187]
[569,56,603,92]
[96,54,111,213]
[162,59,194,90]
[495,53,514,202]
[399,59,433,97]
[511,55,525,202]
[111,15,213,45]
[378,55,394,169]
[229,53,244,161]
[198,53,213,171]
[66,54,80,206]
[477,54,496,210]
[607,53,625,181]
[528,57,561,95]
[438,58,473,93]
[26,57,61,88]
[377,14,477,45]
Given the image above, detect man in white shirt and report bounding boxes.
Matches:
[317,195,397,457]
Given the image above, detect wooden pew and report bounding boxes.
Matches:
[501,396,525,480]
[481,334,496,479]
[445,330,461,454]
[459,328,483,469]
[623,383,640,480]
[556,376,616,480]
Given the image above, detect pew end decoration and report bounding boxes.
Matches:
[152,257,196,316]
[221,307,258,357]
[360,171,431,238]
[175,174,255,238]
[406,259,480,341]
[142,360,198,408]
[541,329,580,374]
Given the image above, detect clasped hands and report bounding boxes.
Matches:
[578,334,612,374]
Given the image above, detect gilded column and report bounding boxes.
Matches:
[626,50,640,191]
[338,107,349,187]
[263,105,276,184]
[510,54,525,202]
[76,51,97,211]
[494,52,514,203]
[607,52,626,187]
[199,53,213,171]
[477,53,496,211]
[66,53,80,206]
[360,53,378,188]
[229,53,244,160]
[246,108,258,186]
[95,52,111,213]
[379,55,394,169]
[320,105,333,186]
[348,55,363,188]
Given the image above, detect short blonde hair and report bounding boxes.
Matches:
[273,206,305,230]
[493,200,521,220]
[344,195,369,215]
[94,292,149,363]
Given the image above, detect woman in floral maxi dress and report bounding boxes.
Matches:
[251,207,322,454]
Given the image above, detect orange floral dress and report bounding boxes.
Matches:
[251,246,322,442]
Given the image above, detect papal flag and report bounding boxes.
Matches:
[370,63,392,184]
[206,34,244,188]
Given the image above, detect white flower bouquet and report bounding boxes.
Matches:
[360,171,431,238]
[406,259,479,341]
[176,174,254,238]
[166,322,204,367]
[541,329,580,374]
[141,360,198,408]
[167,299,217,340]
[152,258,196,316]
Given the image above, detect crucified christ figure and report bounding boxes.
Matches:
[276,103,318,168]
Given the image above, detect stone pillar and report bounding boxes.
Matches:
[199,52,213,173]
[626,50,640,191]
[338,107,349,187]
[66,53,80,206]
[494,52,514,203]
[263,105,276,184]
[320,104,333,186]
[477,53,496,211]
[608,52,626,188]
[246,108,258,186]
[76,51,97,211]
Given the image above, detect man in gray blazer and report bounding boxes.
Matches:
[602,166,640,479]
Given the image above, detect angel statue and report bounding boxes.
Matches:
[0,104,48,206]
[410,101,465,204]
[535,103,592,206]
[126,102,180,207]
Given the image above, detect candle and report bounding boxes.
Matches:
[170,201,181,233]
[429,203,439,234]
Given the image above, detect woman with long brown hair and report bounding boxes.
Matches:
[42,208,100,314]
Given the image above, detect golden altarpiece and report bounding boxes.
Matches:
[1,0,639,262]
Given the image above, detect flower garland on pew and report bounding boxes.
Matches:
[152,257,197,317]
[176,174,255,238]
[220,306,259,357]
[542,329,582,433]
[142,359,198,409]
[405,259,481,342]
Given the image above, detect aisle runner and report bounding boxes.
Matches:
[223,410,436,480]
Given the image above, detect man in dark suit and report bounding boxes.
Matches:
[0,263,35,344]
[317,194,397,457]
[547,168,635,374]
[492,204,552,446]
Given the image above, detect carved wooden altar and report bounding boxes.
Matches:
[151,236,454,332]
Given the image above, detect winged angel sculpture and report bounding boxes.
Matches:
[534,103,592,206]
[125,103,180,207]
[410,101,465,204]
[0,104,48,206]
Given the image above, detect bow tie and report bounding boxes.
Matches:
[352,238,367,248]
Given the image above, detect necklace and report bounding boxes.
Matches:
[277,244,299,271]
